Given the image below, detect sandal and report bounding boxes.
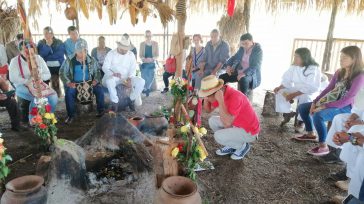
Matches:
[293,134,317,142]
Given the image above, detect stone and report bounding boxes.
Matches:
[76,114,153,171]
[262,90,279,117]
[46,139,88,204]
[103,84,133,111]
[138,116,168,136]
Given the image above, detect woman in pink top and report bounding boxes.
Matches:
[199,75,260,160]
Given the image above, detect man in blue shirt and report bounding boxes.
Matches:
[60,39,104,124]
[64,26,84,59]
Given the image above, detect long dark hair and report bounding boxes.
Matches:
[294,47,319,76]
[339,46,364,86]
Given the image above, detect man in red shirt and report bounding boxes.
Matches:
[199,75,260,160]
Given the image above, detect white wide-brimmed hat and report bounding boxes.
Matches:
[198,75,224,98]
[116,36,131,50]
[354,87,364,110]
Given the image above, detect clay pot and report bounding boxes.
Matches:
[64,6,77,20]
[128,116,145,127]
[154,176,201,204]
[1,175,47,204]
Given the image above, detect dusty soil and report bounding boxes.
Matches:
[0,86,344,204]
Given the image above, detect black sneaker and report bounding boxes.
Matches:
[145,89,150,97]
[65,117,74,125]
[319,148,343,164]
[327,168,348,181]
[161,88,169,94]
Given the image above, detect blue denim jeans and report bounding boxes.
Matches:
[15,85,58,120]
[360,178,364,201]
[65,84,105,118]
[140,63,155,90]
[298,102,352,143]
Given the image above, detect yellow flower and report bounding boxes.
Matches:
[197,146,206,162]
[171,147,179,158]
[180,125,189,133]
[50,113,56,119]
[170,79,176,86]
[44,113,52,120]
[0,138,3,144]
[52,118,58,124]
[199,127,207,136]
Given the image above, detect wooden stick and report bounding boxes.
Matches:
[8,154,33,167]
[180,104,208,156]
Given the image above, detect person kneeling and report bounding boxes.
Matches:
[60,39,105,124]
[199,75,260,160]
[102,36,145,113]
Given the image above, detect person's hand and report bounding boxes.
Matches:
[309,103,316,115]
[46,38,53,46]
[273,86,281,94]
[226,66,233,75]
[67,82,76,88]
[92,80,98,86]
[112,73,122,79]
[333,131,350,145]
[125,78,132,88]
[198,69,204,77]
[211,70,217,76]
[0,94,7,101]
[345,120,364,130]
[285,93,296,102]
[237,73,245,81]
[214,89,224,103]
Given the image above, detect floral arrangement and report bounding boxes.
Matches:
[171,124,207,180]
[170,78,193,103]
[30,98,57,147]
[0,132,12,182]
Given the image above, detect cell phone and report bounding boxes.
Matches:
[343,194,364,204]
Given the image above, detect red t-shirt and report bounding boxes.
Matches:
[212,85,260,135]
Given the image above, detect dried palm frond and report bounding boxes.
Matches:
[148,0,174,27]
[79,0,90,19]
[0,0,20,44]
[107,0,117,25]
[217,6,246,53]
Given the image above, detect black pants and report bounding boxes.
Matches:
[0,97,20,129]
[219,73,253,95]
[163,70,187,88]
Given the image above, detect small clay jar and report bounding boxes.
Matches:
[128,116,145,127]
[154,176,201,204]
[1,175,47,204]
[64,6,77,20]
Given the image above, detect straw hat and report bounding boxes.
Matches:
[198,75,224,97]
[354,87,364,110]
[116,36,131,50]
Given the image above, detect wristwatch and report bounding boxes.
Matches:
[348,133,359,145]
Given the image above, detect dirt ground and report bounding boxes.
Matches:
[0,86,345,204]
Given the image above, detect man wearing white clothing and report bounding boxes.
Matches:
[102,36,145,113]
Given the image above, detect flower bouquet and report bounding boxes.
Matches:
[170,124,208,180]
[30,98,57,149]
[0,132,12,190]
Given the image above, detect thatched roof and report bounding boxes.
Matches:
[23,0,364,28]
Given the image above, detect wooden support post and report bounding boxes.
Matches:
[321,0,339,72]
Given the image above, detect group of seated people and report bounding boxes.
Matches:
[273,45,364,202]
[0,26,161,126]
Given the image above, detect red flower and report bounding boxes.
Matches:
[30,107,38,116]
[188,85,194,91]
[177,143,184,152]
[39,123,47,129]
[45,104,52,113]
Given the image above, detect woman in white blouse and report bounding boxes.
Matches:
[273,47,321,127]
